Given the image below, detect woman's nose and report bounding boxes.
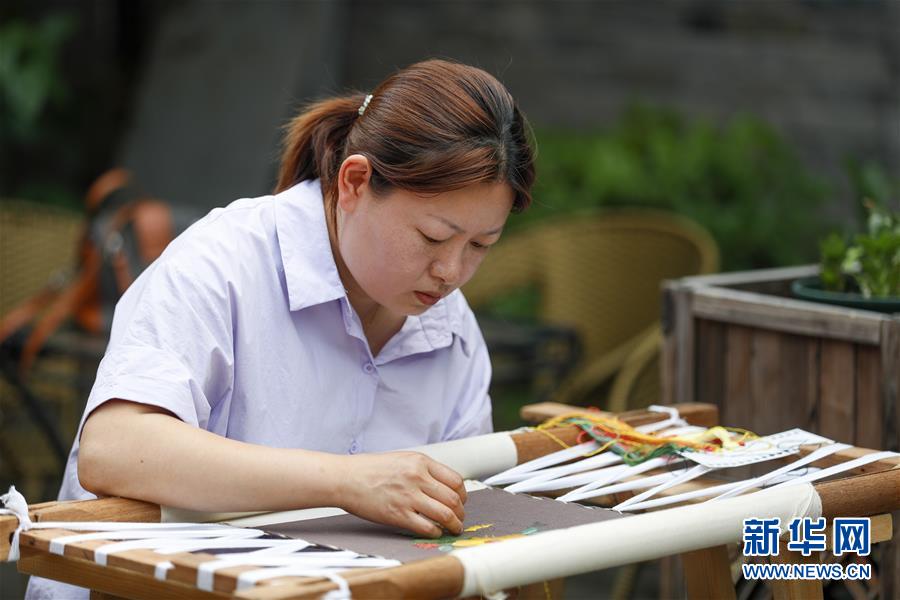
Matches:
[430,249,463,286]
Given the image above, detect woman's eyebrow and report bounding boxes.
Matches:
[427,214,504,236]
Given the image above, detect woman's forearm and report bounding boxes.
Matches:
[78,399,346,512]
[79,399,469,537]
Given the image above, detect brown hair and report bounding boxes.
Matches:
[276,59,535,212]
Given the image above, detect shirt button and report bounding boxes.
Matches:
[363,362,375,374]
[349,441,359,454]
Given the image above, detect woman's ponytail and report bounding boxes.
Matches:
[275,94,367,195]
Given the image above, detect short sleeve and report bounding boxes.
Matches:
[83,253,235,432]
[441,314,494,441]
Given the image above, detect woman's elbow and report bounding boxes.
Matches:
[78,401,136,495]
[77,399,176,497]
[78,418,113,495]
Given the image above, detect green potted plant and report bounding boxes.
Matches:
[792,199,900,312]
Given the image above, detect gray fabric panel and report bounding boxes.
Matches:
[263,486,624,563]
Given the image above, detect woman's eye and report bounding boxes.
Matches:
[420,232,444,244]
[470,241,488,250]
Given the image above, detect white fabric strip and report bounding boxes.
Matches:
[456,484,822,596]
[162,506,273,524]
[28,521,232,531]
[771,451,899,488]
[464,480,489,492]
[235,568,354,594]
[510,464,629,495]
[155,548,397,586]
[197,540,326,591]
[568,433,838,509]
[152,537,307,555]
[712,443,851,501]
[49,527,264,555]
[643,405,687,432]
[202,554,389,573]
[157,539,314,579]
[619,469,809,513]
[152,538,304,579]
[504,454,624,493]
[553,471,683,501]
[610,465,711,509]
[234,553,373,565]
[1,486,32,562]
[154,560,175,580]
[220,507,346,528]
[486,408,689,487]
[621,480,747,512]
[1,484,250,563]
[618,441,849,512]
[555,457,680,499]
[502,426,707,494]
[484,441,599,486]
[93,529,266,565]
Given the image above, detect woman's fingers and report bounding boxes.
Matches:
[427,459,467,504]
[413,493,463,536]
[403,510,444,538]
[422,479,465,522]
[338,452,472,538]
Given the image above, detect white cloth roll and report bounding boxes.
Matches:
[408,432,518,480]
[455,483,821,597]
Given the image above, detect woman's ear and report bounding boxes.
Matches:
[336,154,372,213]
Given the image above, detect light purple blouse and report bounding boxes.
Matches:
[27,179,492,599]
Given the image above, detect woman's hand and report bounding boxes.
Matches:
[336,451,467,538]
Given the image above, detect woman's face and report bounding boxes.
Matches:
[334,156,514,317]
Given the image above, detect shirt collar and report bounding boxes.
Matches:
[274,179,471,352]
[274,179,346,311]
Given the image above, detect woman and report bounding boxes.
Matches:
[27,58,535,598]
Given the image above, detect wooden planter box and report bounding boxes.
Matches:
[661,265,900,450]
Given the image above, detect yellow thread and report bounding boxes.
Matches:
[579,437,617,459]
[537,412,610,430]
[452,534,525,547]
[534,427,574,450]
[536,412,759,456]
[464,523,493,532]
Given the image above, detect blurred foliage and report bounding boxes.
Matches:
[820,198,900,299]
[846,158,900,223]
[519,105,833,271]
[0,12,81,209]
[0,14,75,142]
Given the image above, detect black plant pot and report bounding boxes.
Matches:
[791,277,900,314]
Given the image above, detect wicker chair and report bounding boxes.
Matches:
[464,209,719,413]
[0,199,82,317]
[0,199,87,497]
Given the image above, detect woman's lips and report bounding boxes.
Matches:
[414,291,440,306]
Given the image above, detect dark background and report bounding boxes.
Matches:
[3,0,899,221]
